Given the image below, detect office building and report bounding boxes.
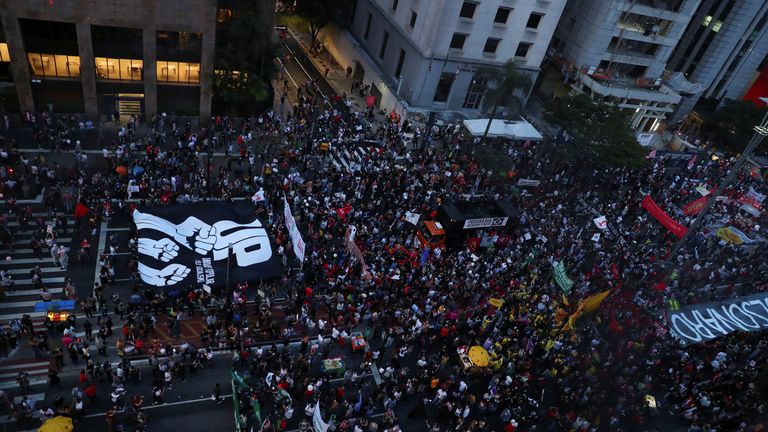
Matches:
[350,0,567,112]
[0,0,234,122]
[667,0,768,120]
[550,0,700,131]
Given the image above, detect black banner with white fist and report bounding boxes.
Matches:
[133,201,282,288]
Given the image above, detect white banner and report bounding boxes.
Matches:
[517,179,541,187]
[668,292,768,345]
[404,212,420,225]
[312,403,330,432]
[283,196,306,263]
[463,217,508,229]
[593,216,607,230]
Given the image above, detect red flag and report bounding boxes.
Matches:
[75,202,90,219]
[641,196,688,239]
[681,195,709,216]
[335,204,352,220]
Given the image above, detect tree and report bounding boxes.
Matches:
[477,61,533,146]
[213,1,275,115]
[544,94,649,168]
[702,99,768,154]
[295,0,333,46]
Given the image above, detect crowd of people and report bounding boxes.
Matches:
[2,86,767,432]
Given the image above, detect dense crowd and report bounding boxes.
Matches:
[3,91,768,432]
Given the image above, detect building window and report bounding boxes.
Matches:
[364,13,372,39]
[28,53,81,78]
[95,57,142,80]
[515,42,532,58]
[526,12,544,29]
[459,2,477,19]
[0,43,10,62]
[392,0,399,11]
[433,72,454,102]
[157,61,200,83]
[409,11,418,28]
[483,38,501,54]
[494,7,512,24]
[217,8,233,23]
[395,48,406,79]
[463,75,486,109]
[450,33,467,50]
[379,31,389,59]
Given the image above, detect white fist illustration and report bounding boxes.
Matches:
[173,217,218,255]
[138,263,190,287]
[137,238,179,262]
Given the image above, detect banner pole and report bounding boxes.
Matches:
[226,244,233,306]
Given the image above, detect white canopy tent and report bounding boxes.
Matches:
[463,118,544,141]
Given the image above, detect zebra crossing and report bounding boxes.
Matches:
[0,207,76,390]
[328,142,384,172]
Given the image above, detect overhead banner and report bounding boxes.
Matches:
[668,292,768,346]
[133,202,282,288]
[283,197,306,263]
[463,217,508,229]
[641,196,688,239]
[552,261,574,293]
[681,195,709,216]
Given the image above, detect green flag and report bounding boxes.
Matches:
[553,261,574,293]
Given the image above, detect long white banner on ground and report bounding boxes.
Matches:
[668,292,768,345]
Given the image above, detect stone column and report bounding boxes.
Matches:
[75,23,98,122]
[198,29,215,126]
[142,27,157,122]
[1,14,35,113]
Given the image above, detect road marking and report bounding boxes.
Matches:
[6,267,62,275]
[5,288,63,297]
[12,277,66,287]
[276,57,299,90]
[2,257,55,265]
[0,362,49,371]
[0,368,49,379]
[83,394,234,418]
[0,299,44,308]
[0,311,46,321]
[93,221,108,311]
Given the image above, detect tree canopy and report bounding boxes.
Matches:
[478,61,533,117]
[213,1,275,115]
[294,0,355,45]
[544,94,649,168]
[701,99,768,155]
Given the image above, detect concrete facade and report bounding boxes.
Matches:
[349,0,567,112]
[668,0,768,121]
[552,0,700,131]
[0,0,218,123]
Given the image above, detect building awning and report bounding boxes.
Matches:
[463,118,544,141]
[665,72,703,96]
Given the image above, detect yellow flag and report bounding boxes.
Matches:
[581,290,611,314]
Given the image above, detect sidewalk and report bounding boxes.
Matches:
[285,26,389,125]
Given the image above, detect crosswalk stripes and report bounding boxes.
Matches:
[0,207,75,390]
[328,143,383,171]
